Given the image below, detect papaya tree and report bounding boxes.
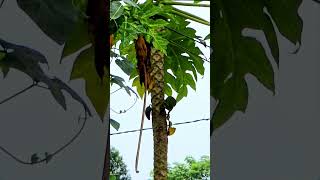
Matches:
[110,0,210,179]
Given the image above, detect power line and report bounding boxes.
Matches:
[110,118,209,135]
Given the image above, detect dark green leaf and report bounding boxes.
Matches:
[185,73,196,90]
[164,83,172,96]
[204,33,210,40]
[110,119,120,131]
[211,0,303,133]
[176,85,187,102]
[132,76,145,98]
[122,0,139,8]
[164,96,177,111]
[111,1,124,20]
[17,0,80,44]
[145,106,152,120]
[109,175,117,180]
[61,19,91,59]
[70,47,108,120]
[115,58,134,76]
[0,39,91,115]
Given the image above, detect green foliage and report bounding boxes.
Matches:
[16,0,110,121]
[150,155,210,180]
[110,119,120,131]
[110,147,131,180]
[17,0,80,45]
[167,156,210,180]
[70,47,108,120]
[164,16,204,102]
[61,19,91,59]
[211,0,303,133]
[111,1,124,20]
[0,39,91,115]
[0,52,5,61]
[164,96,176,111]
[113,0,206,104]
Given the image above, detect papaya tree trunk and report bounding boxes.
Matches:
[150,48,167,180]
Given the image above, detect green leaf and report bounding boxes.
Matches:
[70,47,108,120]
[111,1,124,20]
[164,72,177,92]
[164,83,172,96]
[176,85,187,102]
[109,175,117,180]
[115,58,134,76]
[163,16,205,102]
[164,96,177,111]
[0,52,5,60]
[150,30,169,55]
[145,106,152,120]
[204,33,210,40]
[110,119,120,131]
[144,19,169,28]
[0,39,91,115]
[211,0,303,133]
[110,74,134,96]
[61,19,91,59]
[141,5,162,19]
[17,0,80,44]
[122,0,139,8]
[132,76,145,98]
[185,73,196,90]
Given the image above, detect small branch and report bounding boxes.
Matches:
[0,82,36,105]
[171,7,210,26]
[165,26,211,48]
[168,39,210,63]
[111,94,138,114]
[161,1,210,7]
[111,87,122,94]
[0,82,90,165]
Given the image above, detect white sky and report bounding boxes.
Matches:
[110,3,210,180]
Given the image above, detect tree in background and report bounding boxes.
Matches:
[149,155,210,180]
[168,156,210,180]
[110,147,131,180]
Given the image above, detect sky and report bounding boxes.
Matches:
[110,2,211,179]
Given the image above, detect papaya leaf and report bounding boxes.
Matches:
[204,34,210,40]
[132,76,145,98]
[0,39,91,115]
[164,96,176,111]
[17,0,80,45]
[70,47,108,120]
[111,1,124,20]
[115,58,135,76]
[61,19,91,60]
[211,0,303,133]
[110,74,134,96]
[110,118,120,131]
[163,16,204,102]
[122,0,139,8]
